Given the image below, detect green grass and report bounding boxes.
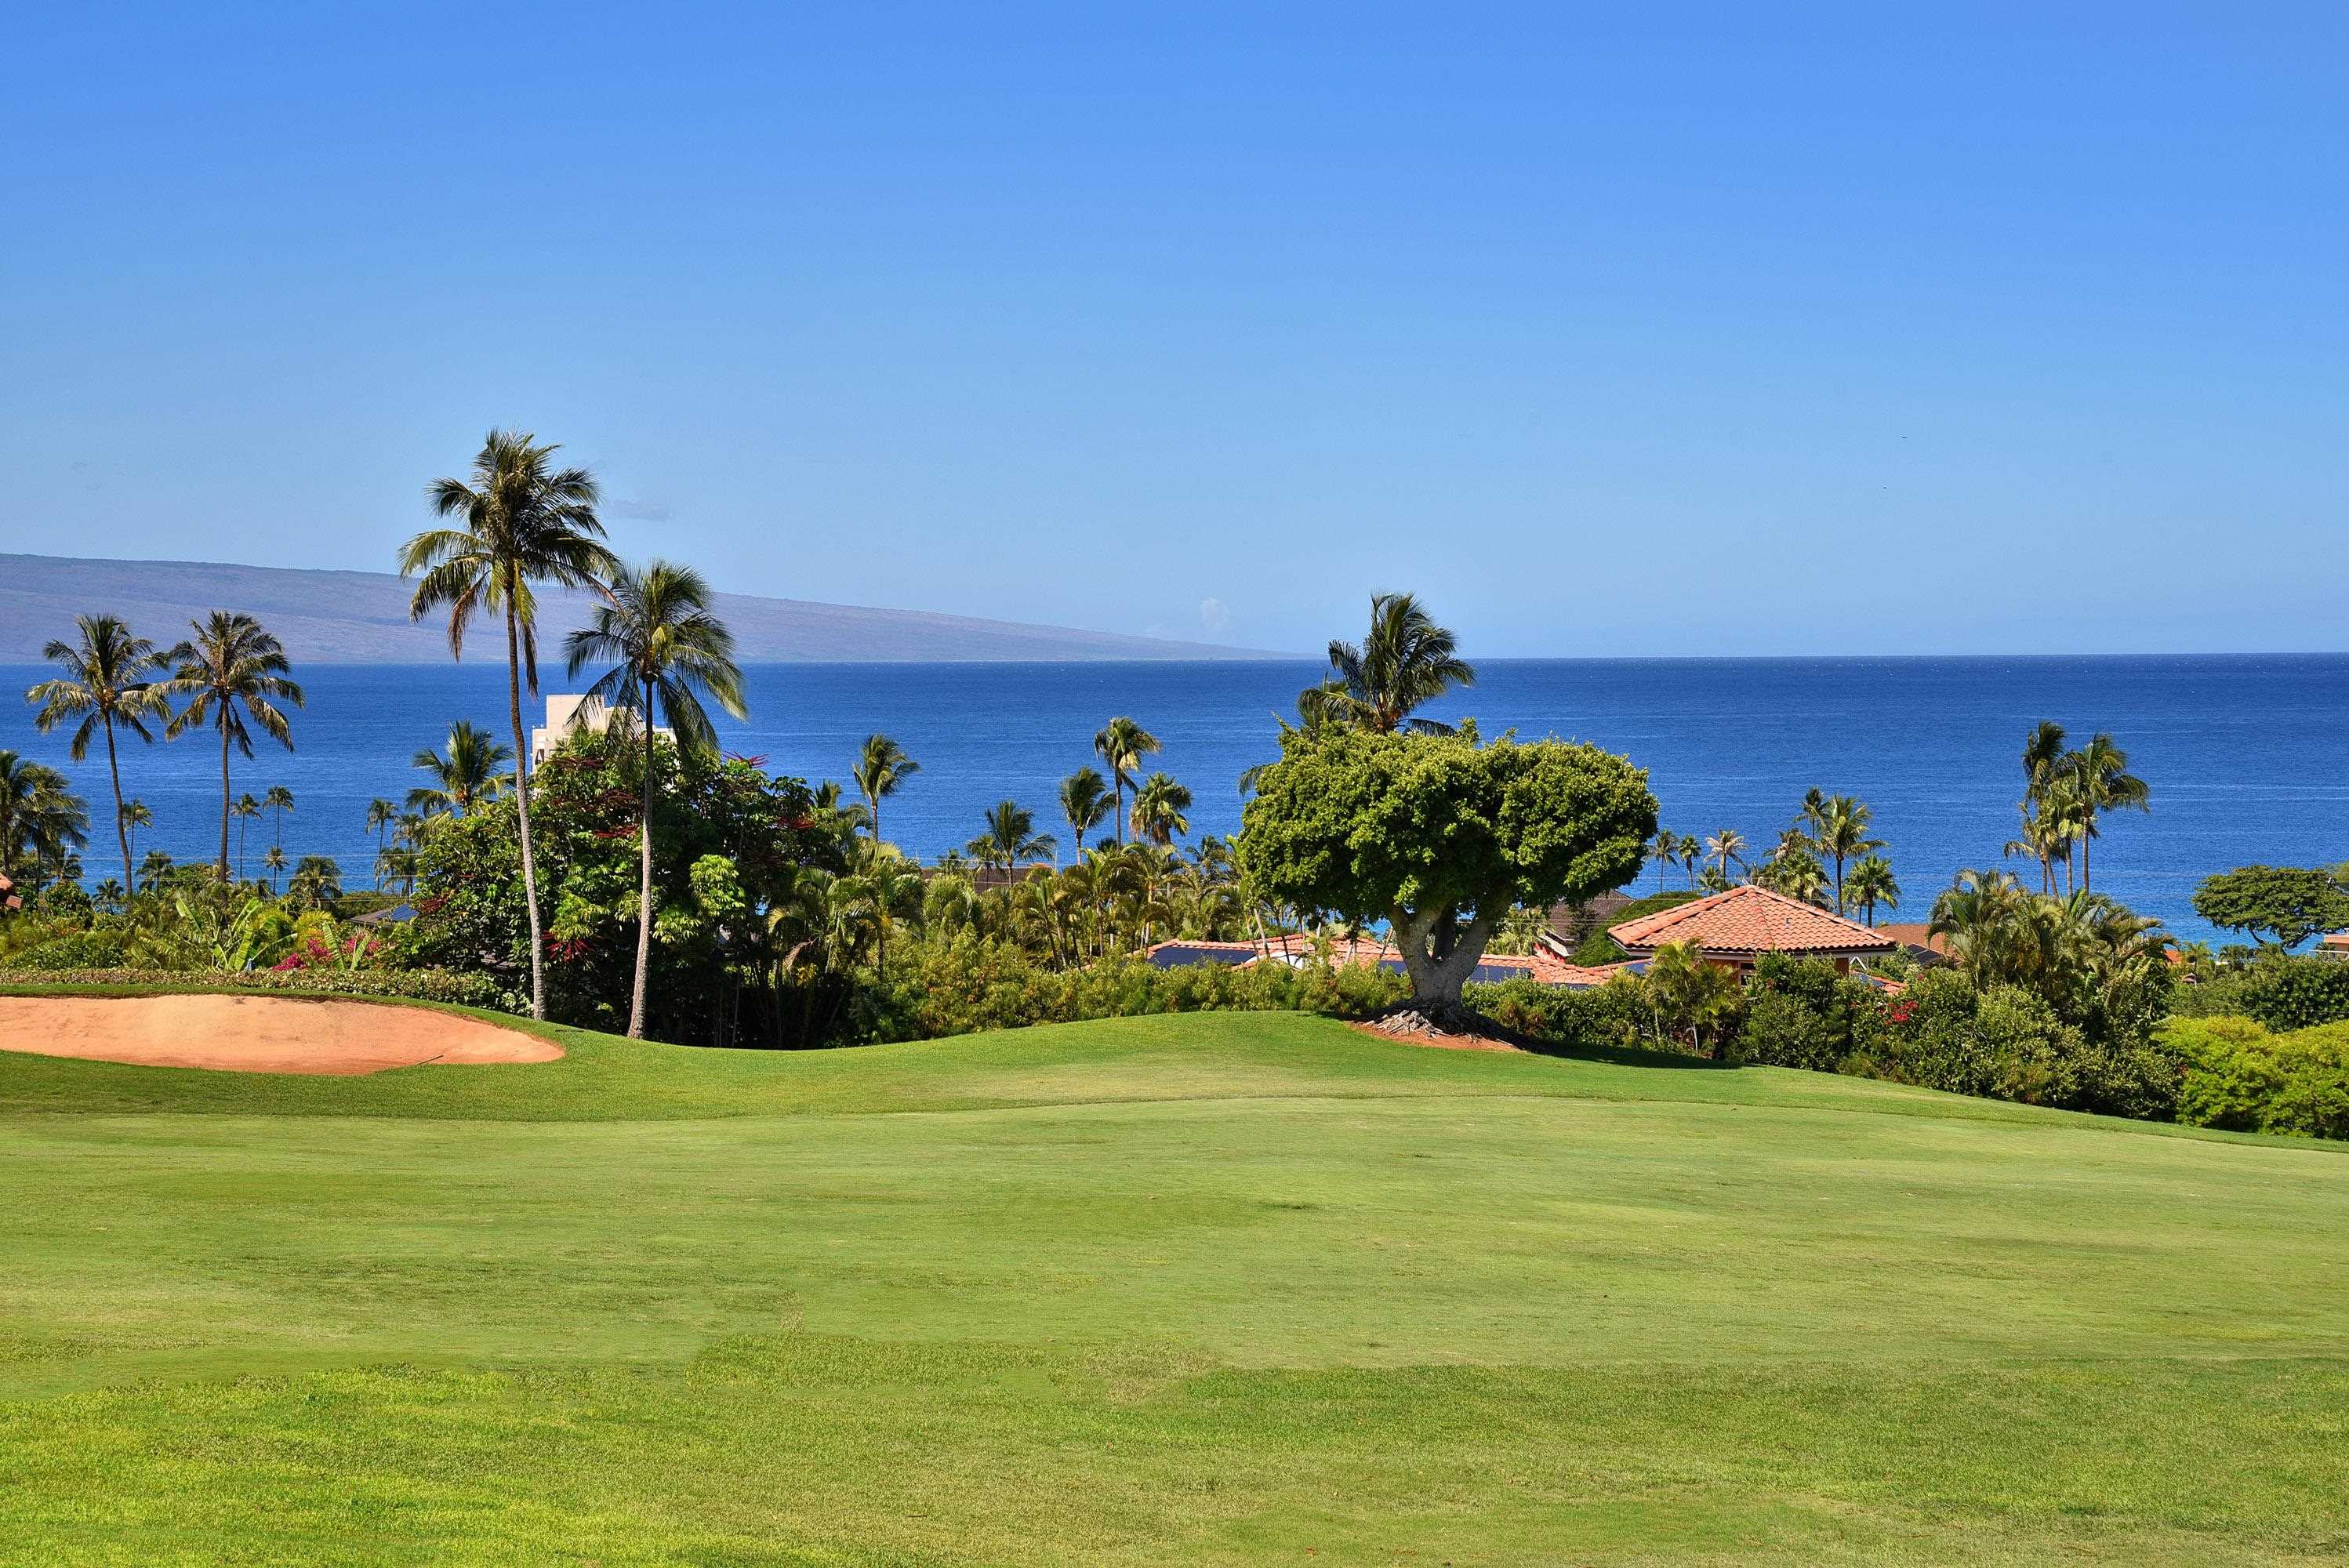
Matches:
[3,995,2347,1564]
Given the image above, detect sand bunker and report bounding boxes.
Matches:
[0,993,564,1076]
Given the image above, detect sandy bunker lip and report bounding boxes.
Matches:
[0,993,564,1076]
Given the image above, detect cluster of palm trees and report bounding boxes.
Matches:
[1927,869,2170,1011]
[2005,722,2148,895]
[20,612,307,895]
[1646,792,1901,924]
[398,430,748,1038]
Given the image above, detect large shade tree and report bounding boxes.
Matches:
[564,561,748,1040]
[1241,724,1657,1021]
[24,613,167,891]
[401,429,617,1020]
[2191,865,2349,951]
[159,612,305,880]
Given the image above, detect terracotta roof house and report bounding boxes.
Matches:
[0,872,16,913]
[1607,884,1897,972]
[2320,932,2349,959]
[1875,923,1953,964]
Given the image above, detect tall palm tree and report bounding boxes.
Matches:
[1843,855,1900,927]
[119,799,152,872]
[965,800,1057,872]
[0,753,86,886]
[1704,829,1747,881]
[365,798,398,884]
[2017,720,2071,892]
[232,794,262,882]
[1305,591,1476,734]
[565,561,747,1040]
[1130,771,1193,848]
[159,613,304,881]
[25,614,167,891]
[1647,829,1680,892]
[1092,717,1160,848]
[1807,794,1886,914]
[263,785,296,858]
[2067,733,2148,895]
[408,720,514,818]
[852,734,920,845]
[401,429,617,1021]
[1058,767,1113,860]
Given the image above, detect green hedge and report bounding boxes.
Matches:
[0,967,517,1011]
[2169,955,2349,1032]
[2161,1015,2349,1141]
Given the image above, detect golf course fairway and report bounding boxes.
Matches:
[3,1002,2345,1565]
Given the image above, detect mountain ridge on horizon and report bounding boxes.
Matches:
[0,554,1291,664]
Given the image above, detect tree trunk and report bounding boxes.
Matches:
[629,676,653,1040]
[506,598,547,1021]
[104,716,131,892]
[2080,827,2090,895]
[1113,780,1124,847]
[217,725,232,881]
[1389,903,1501,1025]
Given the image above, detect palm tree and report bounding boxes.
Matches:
[263,785,296,859]
[408,720,514,818]
[158,613,304,881]
[260,843,287,894]
[288,855,342,909]
[119,799,152,871]
[847,842,925,979]
[1807,794,1885,914]
[2067,733,2148,895]
[1130,771,1193,848]
[1647,829,1680,892]
[365,797,398,884]
[852,735,920,845]
[565,561,748,1040]
[1305,592,1476,734]
[1092,717,1160,848]
[25,614,167,891]
[232,794,262,882]
[93,879,126,913]
[966,800,1057,872]
[1058,767,1113,860]
[401,429,617,1021]
[0,753,86,886]
[1678,837,1702,888]
[137,849,174,894]
[1704,829,1747,882]
[1843,855,1900,926]
[2017,721,2071,892]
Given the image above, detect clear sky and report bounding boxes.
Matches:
[4,4,2343,655]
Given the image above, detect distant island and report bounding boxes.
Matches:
[0,554,1284,663]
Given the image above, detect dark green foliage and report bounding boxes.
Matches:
[2190,865,2349,951]
[854,934,1408,1042]
[1,930,131,971]
[2172,952,2349,1031]
[1734,953,1875,1071]
[1469,977,1643,1054]
[2163,1016,2349,1140]
[1,967,508,1008]
[403,730,825,1042]
[1569,888,1699,966]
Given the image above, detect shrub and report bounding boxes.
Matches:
[2175,956,2349,1033]
[0,967,517,1011]
[1735,954,1876,1072]
[1469,977,1643,1054]
[2164,1015,2349,1141]
[2,930,133,972]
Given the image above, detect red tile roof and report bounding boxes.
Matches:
[1607,884,1896,958]
[1145,932,1628,987]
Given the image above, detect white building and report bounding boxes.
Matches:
[531,693,673,766]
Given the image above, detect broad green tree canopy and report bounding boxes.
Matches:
[1240,725,1657,1011]
[2191,865,2349,950]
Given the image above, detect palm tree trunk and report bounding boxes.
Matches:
[2080,824,2091,895]
[217,726,232,881]
[103,717,132,892]
[629,677,654,1040]
[1113,780,1124,848]
[506,598,547,1021]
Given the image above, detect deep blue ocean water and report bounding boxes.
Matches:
[6,655,2345,944]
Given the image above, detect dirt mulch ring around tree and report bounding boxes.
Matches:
[0,993,563,1076]
[1349,1010,1525,1054]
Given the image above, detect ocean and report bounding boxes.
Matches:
[5,655,2345,945]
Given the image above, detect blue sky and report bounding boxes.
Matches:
[4,4,2343,655]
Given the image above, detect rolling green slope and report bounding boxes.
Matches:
[2,1006,2345,1564]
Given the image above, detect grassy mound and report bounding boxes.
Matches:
[3,999,2346,1563]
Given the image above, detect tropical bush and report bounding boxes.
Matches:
[2162,1015,2349,1141]
[2170,953,2349,1033]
